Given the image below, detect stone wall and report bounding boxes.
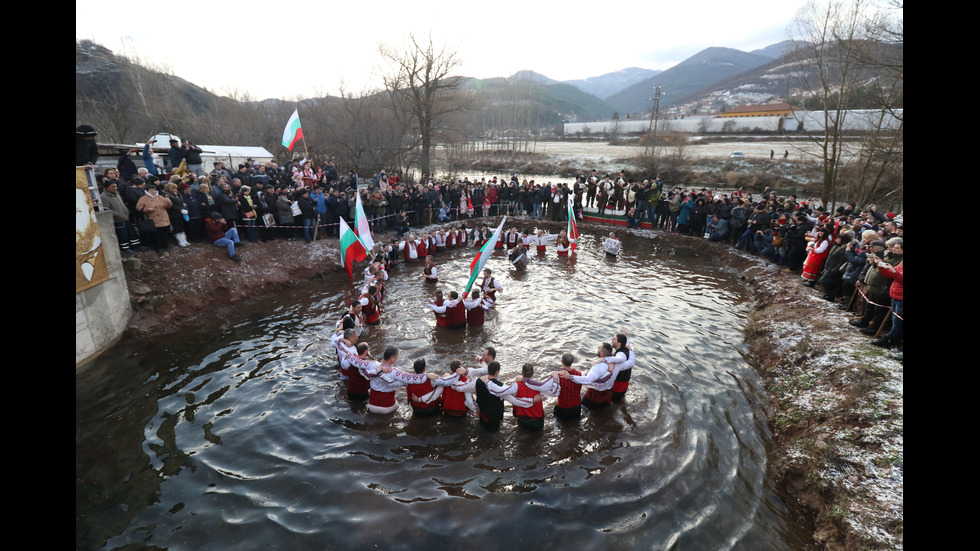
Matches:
[76,210,133,368]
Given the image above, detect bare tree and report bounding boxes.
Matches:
[841,0,903,207]
[321,86,416,175]
[791,0,903,208]
[378,33,466,178]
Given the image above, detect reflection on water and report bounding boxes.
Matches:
[76,228,812,551]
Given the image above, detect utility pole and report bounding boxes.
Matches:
[645,86,665,155]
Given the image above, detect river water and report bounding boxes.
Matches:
[76,225,813,551]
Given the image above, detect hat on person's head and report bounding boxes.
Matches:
[211,212,222,220]
[169,138,178,144]
[870,240,886,248]
[131,177,145,186]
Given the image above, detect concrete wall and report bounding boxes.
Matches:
[76,210,133,368]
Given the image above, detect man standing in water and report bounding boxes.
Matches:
[423,256,438,282]
[406,358,459,416]
[427,291,467,329]
[429,290,449,328]
[346,342,374,401]
[523,353,583,420]
[562,342,617,409]
[474,346,496,367]
[348,346,439,414]
[602,232,621,256]
[512,364,545,430]
[475,361,540,431]
[441,360,489,418]
[480,268,502,304]
[331,328,359,382]
[604,330,636,402]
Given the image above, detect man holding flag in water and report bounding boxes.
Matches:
[464,217,506,299]
[566,198,579,255]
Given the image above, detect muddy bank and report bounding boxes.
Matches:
[114,220,902,551]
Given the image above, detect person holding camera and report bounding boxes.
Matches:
[205,212,243,262]
[849,238,901,333]
[871,240,903,350]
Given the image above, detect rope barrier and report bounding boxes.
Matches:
[855,284,903,321]
[230,204,533,233]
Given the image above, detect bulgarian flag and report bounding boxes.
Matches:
[354,191,375,250]
[339,217,369,279]
[465,216,506,293]
[567,200,579,251]
[281,109,303,151]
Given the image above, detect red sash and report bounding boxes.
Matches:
[584,388,612,404]
[369,390,396,408]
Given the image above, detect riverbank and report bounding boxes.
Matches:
[113,220,902,550]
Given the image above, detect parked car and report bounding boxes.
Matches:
[730,151,745,159]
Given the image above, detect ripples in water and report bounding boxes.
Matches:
[77,228,811,551]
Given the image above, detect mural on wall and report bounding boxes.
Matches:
[76,167,109,293]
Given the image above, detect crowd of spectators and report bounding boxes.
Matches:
[648,185,903,357]
[93,153,902,357]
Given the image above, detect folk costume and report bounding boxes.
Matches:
[571,360,617,409]
[481,275,503,303]
[802,235,833,282]
[443,366,489,417]
[407,372,459,416]
[428,298,467,329]
[462,293,491,326]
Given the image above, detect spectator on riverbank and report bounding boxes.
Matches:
[205,212,243,262]
[135,184,173,253]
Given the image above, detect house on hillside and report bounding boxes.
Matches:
[717,103,796,118]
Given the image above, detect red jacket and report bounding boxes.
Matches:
[879,262,903,301]
[204,219,227,242]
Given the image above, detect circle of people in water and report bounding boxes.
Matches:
[331,225,630,431]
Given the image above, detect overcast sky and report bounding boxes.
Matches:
[76,0,811,101]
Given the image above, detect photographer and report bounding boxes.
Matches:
[181,139,204,176]
[782,212,814,272]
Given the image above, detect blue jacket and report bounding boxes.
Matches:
[677,199,694,225]
[142,144,159,176]
[168,146,184,169]
[312,191,327,214]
